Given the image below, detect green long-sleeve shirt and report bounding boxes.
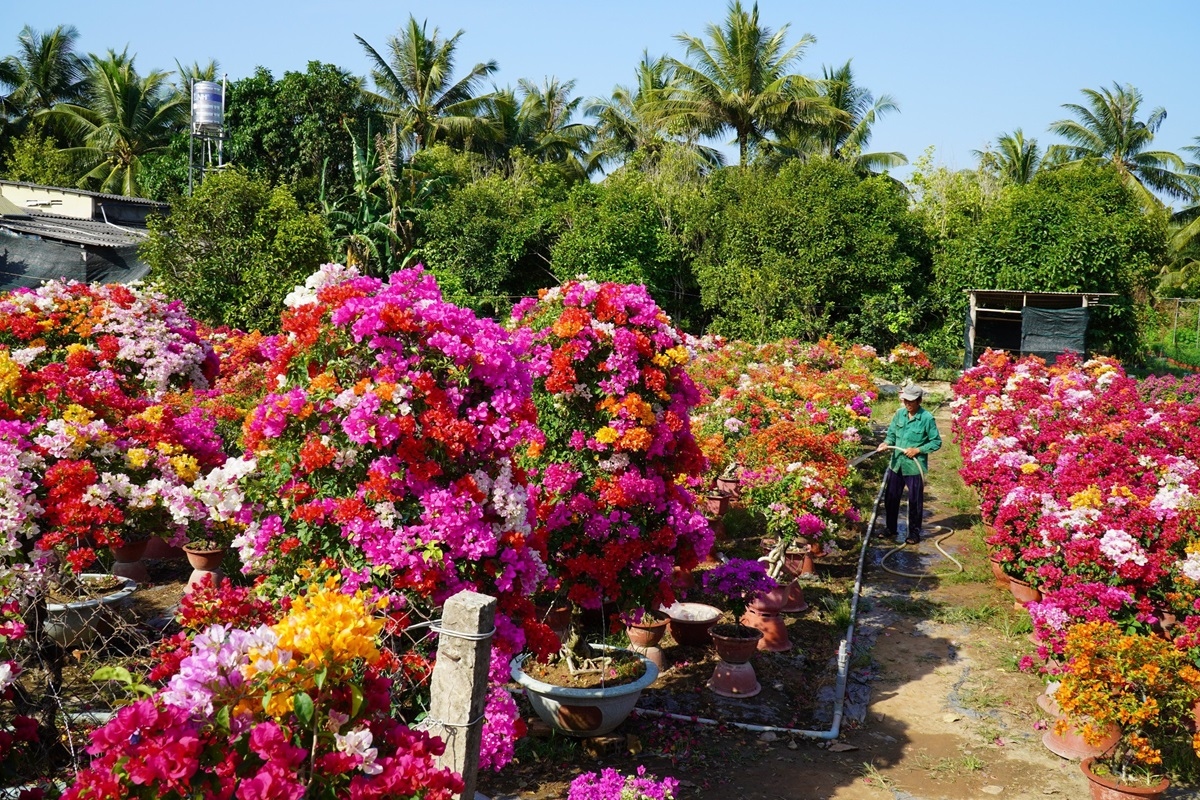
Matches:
[884,406,942,476]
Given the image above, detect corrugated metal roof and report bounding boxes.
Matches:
[0,180,169,209]
[0,210,148,248]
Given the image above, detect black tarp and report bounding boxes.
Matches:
[0,232,148,290]
[1020,306,1089,363]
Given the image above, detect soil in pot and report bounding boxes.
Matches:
[521,648,647,690]
[1080,757,1169,800]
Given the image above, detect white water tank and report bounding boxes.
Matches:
[191,80,223,133]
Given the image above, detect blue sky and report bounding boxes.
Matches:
[10,1,1200,190]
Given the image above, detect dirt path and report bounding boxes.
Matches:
[684,402,1091,800]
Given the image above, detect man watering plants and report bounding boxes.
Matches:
[875,384,941,545]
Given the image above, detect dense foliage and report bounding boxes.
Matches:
[141,170,331,332]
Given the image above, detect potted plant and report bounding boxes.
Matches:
[701,558,777,697]
[1054,620,1200,799]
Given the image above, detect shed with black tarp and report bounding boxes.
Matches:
[963,290,1117,369]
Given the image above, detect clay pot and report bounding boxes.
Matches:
[740,605,792,652]
[1008,576,1042,607]
[182,546,226,593]
[783,551,817,579]
[708,625,763,698]
[715,476,739,498]
[110,539,150,584]
[804,537,825,557]
[660,602,721,647]
[989,557,1011,589]
[1079,757,1169,800]
[779,580,809,613]
[625,613,668,649]
[1043,718,1121,761]
[705,493,730,517]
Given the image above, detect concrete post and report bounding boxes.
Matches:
[426,590,496,800]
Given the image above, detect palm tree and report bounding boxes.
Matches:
[0,24,88,139]
[172,59,220,101]
[974,128,1041,185]
[355,17,497,151]
[1160,136,1200,291]
[515,78,593,165]
[44,49,187,196]
[585,51,723,172]
[1047,82,1196,207]
[765,60,904,173]
[667,1,831,164]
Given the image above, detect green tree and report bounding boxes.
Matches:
[141,170,331,331]
[936,163,1166,358]
[585,52,724,172]
[416,153,570,315]
[1,125,73,185]
[668,1,831,164]
[476,78,593,175]
[974,128,1041,186]
[44,48,186,196]
[356,17,497,151]
[224,62,381,205]
[694,158,931,345]
[766,60,905,173]
[0,24,88,141]
[550,171,695,323]
[1047,83,1196,208]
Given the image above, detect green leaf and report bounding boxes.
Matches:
[91,666,133,685]
[294,692,315,727]
[349,684,364,719]
[314,666,328,690]
[216,704,231,733]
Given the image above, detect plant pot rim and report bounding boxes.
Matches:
[182,544,227,555]
[45,573,137,611]
[511,644,659,700]
[711,623,764,641]
[1080,757,1170,793]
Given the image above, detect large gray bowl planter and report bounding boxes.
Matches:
[511,647,658,736]
[43,574,137,648]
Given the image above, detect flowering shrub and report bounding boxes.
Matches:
[0,281,229,580]
[953,350,1200,648]
[880,343,933,381]
[511,279,711,618]
[701,558,777,621]
[568,765,678,800]
[62,578,463,800]
[227,264,547,770]
[1054,621,1200,778]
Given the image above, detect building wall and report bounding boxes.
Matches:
[0,185,94,221]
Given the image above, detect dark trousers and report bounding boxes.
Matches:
[884,468,924,540]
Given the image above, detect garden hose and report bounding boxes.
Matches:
[872,445,965,578]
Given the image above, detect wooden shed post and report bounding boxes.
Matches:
[425,590,496,800]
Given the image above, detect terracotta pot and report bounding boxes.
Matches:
[705,493,730,517]
[710,625,762,664]
[708,626,762,698]
[783,551,817,579]
[1079,757,1169,800]
[660,602,721,647]
[143,537,185,560]
[804,537,824,557]
[749,586,788,613]
[183,546,226,572]
[1043,718,1121,761]
[989,557,1011,589]
[740,606,792,652]
[1008,576,1042,606]
[625,613,668,649]
[715,476,738,498]
[110,539,150,583]
[779,579,809,613]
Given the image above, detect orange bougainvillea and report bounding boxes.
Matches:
[1054,620,1200,776]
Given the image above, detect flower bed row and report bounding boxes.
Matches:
[952,349,1200,776]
